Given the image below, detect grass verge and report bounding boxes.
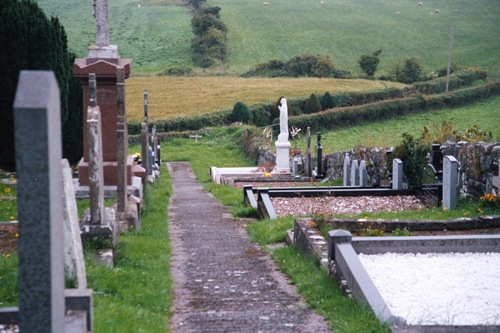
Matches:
[272,246,389,333]
[86,165,173,332]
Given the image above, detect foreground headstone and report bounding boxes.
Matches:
[315,132,324,179]
[392,158,403,190]
[14,71,64,333]
[443,155,458,210]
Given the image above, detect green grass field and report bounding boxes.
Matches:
[214,0,500,74]
[36,0,499,76]
[36,0,193,74]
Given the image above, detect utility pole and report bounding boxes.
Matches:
[445,28,454,93]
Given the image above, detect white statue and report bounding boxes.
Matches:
[276,97,288,140]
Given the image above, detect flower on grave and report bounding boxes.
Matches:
[290,126,302,149]
[9,216,14,221]
[15,233,19,238]
[262,172,272,177]
[4,253,11,258]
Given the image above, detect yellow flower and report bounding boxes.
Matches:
[9,216,14,220]
[262,172,272,177]
[5,253,11,258]
[15,233,19,238]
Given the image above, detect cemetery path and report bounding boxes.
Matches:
[167,162,330,333]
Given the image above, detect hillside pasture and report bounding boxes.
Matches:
[125,76,404,121]
[213,0,500,74]
[36,0,193,74]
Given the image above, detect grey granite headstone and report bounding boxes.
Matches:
[141,122,149,177]
[148,146,153,177]
[392,158,403,190]
[14,70,64,332]
[360,160,367,187]
[343,155,351,186]
[152,124,157,169]
[443,155,458,210]
[350,159,359,186]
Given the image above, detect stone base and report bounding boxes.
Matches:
[274,140,291,174]
[74,176,143,203]
[81,207,118,245]
[116,195,141,233]
[78,156,134,186]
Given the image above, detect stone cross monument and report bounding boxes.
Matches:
[74,0,132,186]
[274,97,291,174]
[88,0,118,58]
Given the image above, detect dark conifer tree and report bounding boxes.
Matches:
[0,0,82,170]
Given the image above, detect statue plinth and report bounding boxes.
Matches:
[274,139,291,174]
[73,55,133,186]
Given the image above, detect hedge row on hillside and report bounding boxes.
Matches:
[287,80,500,131]
[128,87,404,134]
[413,68,487,94]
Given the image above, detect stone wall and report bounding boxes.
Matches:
[322,142,500,199]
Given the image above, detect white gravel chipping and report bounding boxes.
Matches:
[357,252,500,325]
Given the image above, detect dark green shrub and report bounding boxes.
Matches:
[320,92,334,109]
[304,93,322,114]
[392,133,428,187]
[357,49,382,77]
[391,56,425,84]
[160,66,193,76]
[0,0,82,170]
[251,107,271,127]
[230,101,252,123]
[331,93,351,107]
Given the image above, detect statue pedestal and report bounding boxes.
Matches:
[274,140,291,174]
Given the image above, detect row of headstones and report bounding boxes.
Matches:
[343,155,458,210]
[0,71,92,332]
[141,90,161,181]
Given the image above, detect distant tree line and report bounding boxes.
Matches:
[0,0,82,171]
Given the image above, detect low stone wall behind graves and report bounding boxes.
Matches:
[323,142,499,199]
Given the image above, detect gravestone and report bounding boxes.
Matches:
[492,157,500,192]
[392,158,403,190]
[315,132,324,179]
[81,75,118,244]
[61,159,87,289]
[152,124,157,170]
[14,71,65,332]
[74,0,132,186]
[86,76,105,226]
[148,146,154,177]
[350,160,360,186]
[343,155,351,186]
[141,122,149,177]
[274,97,291,173]
[144,90,149,133]
[360,160,367,187]
[116,66,128,214]
[443,155,458,210]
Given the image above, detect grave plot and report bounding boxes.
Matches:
[293,220,500,332]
